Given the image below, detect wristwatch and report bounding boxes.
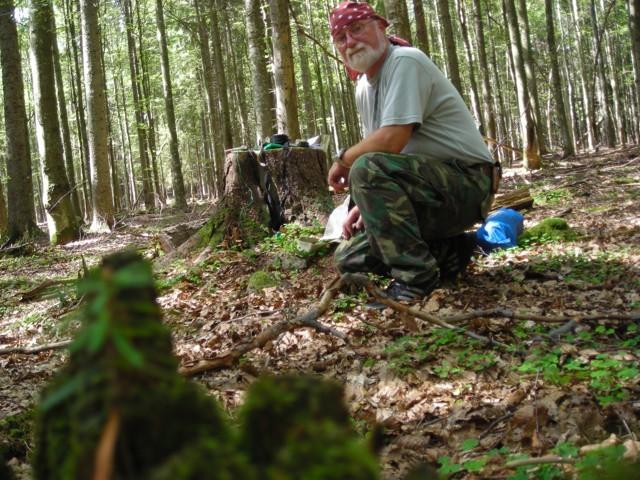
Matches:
[335,147,350,168]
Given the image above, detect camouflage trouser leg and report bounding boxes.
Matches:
[335,152,491,288]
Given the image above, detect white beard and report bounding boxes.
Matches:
[345,39,386,73]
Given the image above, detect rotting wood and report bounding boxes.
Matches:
[490,186,534,211]
[0,340,72,355]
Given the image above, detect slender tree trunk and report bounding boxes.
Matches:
[122,0,154,209]
[52,15,81,220]
[0,0,39,240]
[472,0,497,155]
[269,0,301,140]
[629,0,640,140]
[65,0,91,218]
[293,1,315,138]
[412,0,430,55]
[383,0,413,42]
[570,0,597,150]
[544,0,574,157]
[246,0,275,143]
[437,0,463,94]
[209,0,234,149]
[503,0,541,169]
[155,0,187,209]
[516,0,546,152]
[601,0,626,145]
[80,0,114,231]
[29,0,80,244]
[455,0,482,129]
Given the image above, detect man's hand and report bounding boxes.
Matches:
[342,206,364,239]
[328,162,350,192]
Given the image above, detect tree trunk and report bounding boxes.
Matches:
[29,0,80,244]
[570,0,597,150]
[629,0,640,141]
[516,0,546,152]
[412,0,430,55]
[269,0,301,140]
[0,172,7,235]
[503,0,541,169]
[293,1,315,139]
[544,0,574,157]
[155,0,187,210]
[122,0,155,210]
[52,14,81,220]
[209,0,234,149]
[80,0,114,231]
[245,0,275,143]
[589,0,615,147]
[0,0,39,241]
[454,0,482,129]
[383,0,413,42]
[436,0,463,94]
[472,0,497,156]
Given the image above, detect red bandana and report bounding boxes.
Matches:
[329,2,412,80]
[329,1,388,38]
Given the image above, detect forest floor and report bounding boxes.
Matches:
[1,146,639,479]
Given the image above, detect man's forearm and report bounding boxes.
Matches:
[341,124,413,167]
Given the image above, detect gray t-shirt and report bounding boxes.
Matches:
[355,45,492,165]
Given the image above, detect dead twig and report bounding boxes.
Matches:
[179,276,346,377]
[505,455,576,469]
[0,340,72,355]
[441,308,639,325]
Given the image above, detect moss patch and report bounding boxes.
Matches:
[247,270,279,291]
[518,217,579,246]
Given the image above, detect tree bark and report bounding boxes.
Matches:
[0,0,39,241]
[437,0,463,94]
[383,0,413,43]
[293,1,316,139]
[629,0,640,140]
[80,0,114,231]
[454,0,482,129]
[209,0,234,149]
[121,0,155,210]
[155,0,187,210]
[544,0,575,157]
[29,0,80,244]
[245,0,275,143]
[269,0,301,140]
[472,0,497,155]
[412,0,430,55]
[503,0,541,169]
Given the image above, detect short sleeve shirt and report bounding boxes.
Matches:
[355,45,492,165]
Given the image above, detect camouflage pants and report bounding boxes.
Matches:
[335,152,492,289]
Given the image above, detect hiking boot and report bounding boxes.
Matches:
[365,280,433,309]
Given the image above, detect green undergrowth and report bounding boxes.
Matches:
[438,440,640,479]
[532,187,572,206]
[259,222,328,258]
[0,409,34,463]
[528,249,636,288]
[518,217,579,246]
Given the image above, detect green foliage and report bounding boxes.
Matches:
[259,222,327,258]
[517,347,639,406]
[532,187,572,206]
[529,250,631,287]
[247,270,279,290]
[518,217,578,246]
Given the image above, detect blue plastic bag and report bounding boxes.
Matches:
[475,208,524,252]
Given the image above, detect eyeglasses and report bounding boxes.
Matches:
[333,19,375,47]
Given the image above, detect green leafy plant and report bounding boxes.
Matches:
[259,223,327,258]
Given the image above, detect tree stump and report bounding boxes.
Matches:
[194,148,331,251]
[261,147,332,225]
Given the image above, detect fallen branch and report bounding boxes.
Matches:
[506,455,575,469]
[179,276,346,377]
[441,308,639,325]
[342,274,508,349]
[0,340,72,355]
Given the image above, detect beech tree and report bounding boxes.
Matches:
[29,0,80,244]
[0,0,39,241]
